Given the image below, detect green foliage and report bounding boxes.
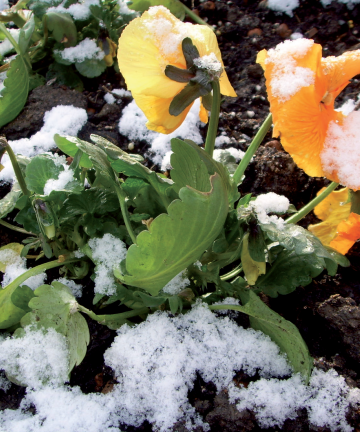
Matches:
[75,58,107,78]
[44,12,77,47]
[21,282,90,371]
[0,182,22,218]
[256,223,350,297]
[25,155,63,194]
[115,172,228,295]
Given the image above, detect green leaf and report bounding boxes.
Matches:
[46,62,84,91]
[59,188,119,219]
[241,233,266,285]
[169,81,210,116]
[0,181,22,218]
[127,0,185,20]
[54,135,92,168]
[256,248,325,297]
[248,223,266,262]
[170,138,211,194]
[20,282,90,372]
[220,288,313,382]
[11,285,35,312]
[0,54,29,128]
[114,173,228,295]
[75,58,107,78]
[183,139,239,205]
[25,155,63,194]
[44,12,77,47]
[18,13,35,55]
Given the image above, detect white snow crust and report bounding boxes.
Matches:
[88,233,127,295]
[321,111,360,189]
[265,39,315,102]
[0,249,46,290]
[0,327,69,389]
[0,105,87,183]
[55,38,104,63]
[250,192,290,228]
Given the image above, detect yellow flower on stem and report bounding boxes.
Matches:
[117,6,236,134]
[257,40,360,190]
[308,187,360,254]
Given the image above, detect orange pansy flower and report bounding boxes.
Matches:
[308,187,360,254]
[118,6,236,134]
[257,40,360,189]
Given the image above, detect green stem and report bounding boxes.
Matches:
[204,80,221,158]
[3,258,82,292]
[0,218,35,236]
[180,2,214,30]
[78,305,148,325]
[220,265,242,281]
[0,138,30,196]
[0,23,21,56]
[114,182,137,244]
[285,181,339,225]
[233,113,273,187]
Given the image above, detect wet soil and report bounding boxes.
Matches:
[1,0,360,430]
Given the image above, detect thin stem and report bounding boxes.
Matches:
[285,181,339,225]
[114,182,137,244]
[3,258,82,292]
[78,305,148,326]
[220,265,242,281]
[0,218,35,236]
[0,23,21,55]
[204,80,221,158]
[181,3,214,30]
[233,113,273,187]
[0,138,30,196]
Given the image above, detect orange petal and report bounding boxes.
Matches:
[321,50,360,99]
[132,92,193,134]
[257,40,343,177]
[329,212,360,254]
[199,100,208,124]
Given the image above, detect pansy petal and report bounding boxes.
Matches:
[257,40,346,177]
[329,212,360,254]
[194,26,237,97]
[321,50,360,97]
[133,92,193,134]
[308,221,339,246]
[313,187,350,221]
[118,7,189,98]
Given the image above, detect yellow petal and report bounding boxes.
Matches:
[199,100,208,124]
[308,187,351,248]
[193,24,236,97]
[133,92,193,134]
[313,187,350,221]
[118,7,187,98]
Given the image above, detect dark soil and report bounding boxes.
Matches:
[1,0,360,430]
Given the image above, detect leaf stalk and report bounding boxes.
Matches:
[233,113,273,188]
[204,80,221,158]
[285,181,339,225]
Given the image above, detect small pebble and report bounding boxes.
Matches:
[203,1,215,10]
[246,110,255,118]
[265,140,282,151]
[247,28,262,37]
[128,142,135,151]
[276,23,292,38]
[290,32,304,40]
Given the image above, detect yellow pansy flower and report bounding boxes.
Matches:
[257,40,360,188]
[118,6,236,134]
[308,187,360,254]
